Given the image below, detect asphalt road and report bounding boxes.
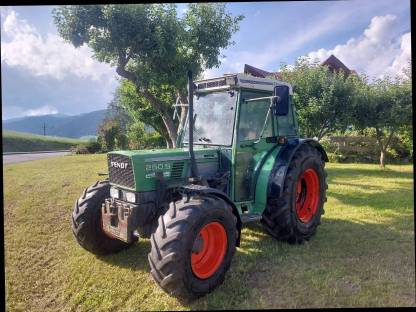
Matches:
[3,151,71,165]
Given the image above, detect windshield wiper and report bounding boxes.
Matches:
[198,137,212,143]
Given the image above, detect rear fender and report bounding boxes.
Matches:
[267,138,328,203]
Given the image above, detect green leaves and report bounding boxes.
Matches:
[280,57,355,139]
[53,4,243,147]
[279,57,412,154]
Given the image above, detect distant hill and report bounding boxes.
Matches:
[2,110,107,139]
[2,130,85,152]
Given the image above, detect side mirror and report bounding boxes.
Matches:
[272,85,289,116]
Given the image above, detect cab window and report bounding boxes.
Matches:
[238,91,273,142]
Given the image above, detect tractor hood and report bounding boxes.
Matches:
[107,147,219,192]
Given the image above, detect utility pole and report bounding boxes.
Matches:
[43,122,46,136]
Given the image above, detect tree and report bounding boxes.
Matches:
[97,117,128,151]
[127,122,165,150]
[279,57,356,140]
[53,4,243,148]
[350,71,412,167]
[116,79,173,147]
[106,92,131,133]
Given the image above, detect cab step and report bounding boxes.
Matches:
[241,214,262,223]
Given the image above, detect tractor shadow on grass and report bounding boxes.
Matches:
[96,239,152,272]
[194,215,415,309]
[92,215,414,309]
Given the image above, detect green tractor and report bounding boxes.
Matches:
[72,71,328,299]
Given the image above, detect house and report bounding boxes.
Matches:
[243,54,356,79]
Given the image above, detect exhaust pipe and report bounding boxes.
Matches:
[187,70,199,180]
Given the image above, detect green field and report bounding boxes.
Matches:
[3,154,415,310]
[2,130,85,152]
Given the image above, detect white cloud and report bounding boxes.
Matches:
[202,56,229,79]
[1,10,116,82]
[201,7,351,78]
[222,4,377,73]
[202,67,223,79]
[306,15,411,79]
[3,104,58,118]
[386,32,411,78]
[25,104,58,116]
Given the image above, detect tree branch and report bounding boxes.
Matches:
[116,50,136,82]
[317,120,330,140]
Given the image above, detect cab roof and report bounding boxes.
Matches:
[194,73,293,94]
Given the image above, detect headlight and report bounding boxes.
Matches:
[110,187,119,199]
[125,191,136,203]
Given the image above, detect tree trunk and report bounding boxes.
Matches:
[380,149,386,168]
[142,90,178,148]
[317,127,328,141]
[177,93,188,137]
[375,127,386,168]
[375,127,395,168]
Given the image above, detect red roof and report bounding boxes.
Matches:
[321,54,351,75]
[243,64,282,79]
[244,55,354,79]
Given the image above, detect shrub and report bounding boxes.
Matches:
[321,133,412,164]
[73,141,101,154]
[127,122,165,150]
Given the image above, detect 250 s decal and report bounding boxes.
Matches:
[145,163,171,171]
[145,163,172,179]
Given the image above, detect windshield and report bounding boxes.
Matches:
[183,91,236,146]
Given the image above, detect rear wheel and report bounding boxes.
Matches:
[148,194,237,299]
[262,144,327,243]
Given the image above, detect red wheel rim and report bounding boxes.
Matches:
[295,168,320,223]
[191,222,227,279]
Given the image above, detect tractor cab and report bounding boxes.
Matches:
[178,74,299,212]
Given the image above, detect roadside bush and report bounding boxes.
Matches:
[140,132,165,149]
[97,117,128,152]
[128,132,165,150]
[73,141,101,154]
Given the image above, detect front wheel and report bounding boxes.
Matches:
[148,194,238,299]
[262,144,327,244]
[71,180,136,255]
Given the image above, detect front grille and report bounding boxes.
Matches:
[197,79,226,90]
[108,154,135,189]
[171,161,185,178]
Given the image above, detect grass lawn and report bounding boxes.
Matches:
[3,154,415,310]
[2,130,85,152]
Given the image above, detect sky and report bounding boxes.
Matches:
[0,1,411,120]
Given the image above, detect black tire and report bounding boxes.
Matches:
[71,180,137,255]
[148,194,238,300]
[262,144,327,244]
